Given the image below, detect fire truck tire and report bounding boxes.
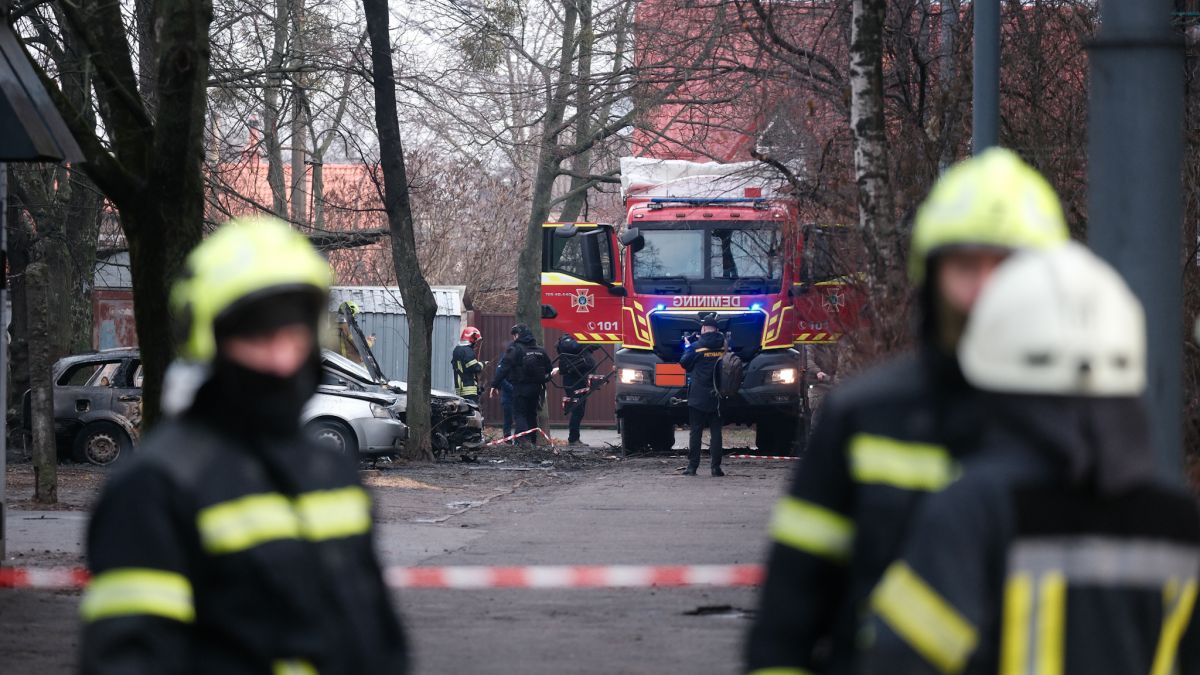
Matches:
[620,415,649,453]
[755,417,801,457]
[648,422,676,453]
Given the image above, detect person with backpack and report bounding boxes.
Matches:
[489,325,552,443]
[556,335,597,446]
[679,314,727,476]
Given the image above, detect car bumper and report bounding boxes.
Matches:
[614,348,803,424]
[349,417,409,455]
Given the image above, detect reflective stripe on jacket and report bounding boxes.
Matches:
[452,343,483,397]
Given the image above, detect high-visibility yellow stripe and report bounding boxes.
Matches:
[849,434,957,491]
[80,568,195,624]
[1151,579,1199,675]
[1035,572,1066,675]
[296,486,372,541]
[465,360,481,369]
[748,669,814,675]
[1000,573,1034,675]
[769,496,854,561]
[872,562,978,674]
[273,659,319,675]
[198,493,301,555]
[198,487,372,555]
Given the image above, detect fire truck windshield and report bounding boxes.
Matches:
[633,230,706,280]
[631,223,782,294]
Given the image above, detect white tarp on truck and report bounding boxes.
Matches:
[619,156,792,201]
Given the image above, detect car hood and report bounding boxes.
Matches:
[315,385,397,406]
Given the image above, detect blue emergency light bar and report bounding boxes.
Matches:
[648,197,767,204]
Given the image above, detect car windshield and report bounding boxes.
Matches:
[632,230,705,281]
[709,227,781,280]
[322,350,374,382]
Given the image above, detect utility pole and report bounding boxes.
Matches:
[1087,0,1184,481]
[972,0,1000,153]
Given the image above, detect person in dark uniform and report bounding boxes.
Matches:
[744,148,1069,675]
[497,324,523,442]
[489,325,552,443]
[556,335,596,446]
[679,314,726,477]
[80,217,407,675]
[451,326,485,402]
[864,243,1200,675]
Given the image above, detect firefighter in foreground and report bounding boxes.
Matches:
[452,326,485,402]
[744,148,1069,674]
[863,242,1200,674]
[489,325,553,443]
[680,314,726,476]
[80,217,407,674]
[556,335,597,446]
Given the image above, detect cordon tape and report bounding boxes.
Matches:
[485,427,555,447]
[0,564,764,591]
[726,455,800,461]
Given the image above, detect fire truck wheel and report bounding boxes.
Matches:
[648,422,676,453]
[755,417,800,456]
[620,415,649,454]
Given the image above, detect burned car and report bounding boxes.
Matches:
[320,349,484,456]
[28,349,409,465]
[22,348,144,465]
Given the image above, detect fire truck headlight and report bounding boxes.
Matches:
[619,368,647,385]
[770,368,797,385]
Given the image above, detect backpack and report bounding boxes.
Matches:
[513,345,552,385]
[716,351,745,398]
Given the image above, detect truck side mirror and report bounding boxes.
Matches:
[541,304,558,319]
[619,228,644,253]
[608,285,627,297]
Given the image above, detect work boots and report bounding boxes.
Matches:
[682,465,698,476]
[711,465,725,477]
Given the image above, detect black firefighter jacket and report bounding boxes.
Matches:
[490,334,550,398]
[745,348,983,675]
[80,415,407,675]
[451,342,484,397]
[679,331,726,413]
[862,396,1200,675]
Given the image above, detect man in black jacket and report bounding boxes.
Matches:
[679,314,726,477]
[745,148,1069,675]
[80,217,407,675]
[864,243,1200,674]
[489,326,552,442]
[556,335,596,446]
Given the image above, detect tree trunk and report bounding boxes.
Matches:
[263,0,290,217]
[850,0,896,284]
[289,0,308,226]
[362,0,438,461]
[558,0,593,222]
[26,263,56,504]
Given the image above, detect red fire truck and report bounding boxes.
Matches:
[541,158,859,454]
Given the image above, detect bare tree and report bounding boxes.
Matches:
[362,0,439,460]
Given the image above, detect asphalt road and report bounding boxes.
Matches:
[0,453,793,674]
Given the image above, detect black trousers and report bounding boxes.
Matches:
[687,407,723,469]
[513,393,541,437]
[566,397,588,443]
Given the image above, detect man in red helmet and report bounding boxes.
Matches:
[452,326,485,403]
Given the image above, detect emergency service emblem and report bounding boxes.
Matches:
[573,288,594,313]
[822,290,845,314]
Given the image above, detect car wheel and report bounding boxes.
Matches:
[620,414,648,454]
[73,422,131,466]
[306,419,357,455]
[755,416,801,456]
[648,421,676,453]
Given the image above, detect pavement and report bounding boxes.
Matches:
[0,455,791,674]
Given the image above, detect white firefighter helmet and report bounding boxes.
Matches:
[958,241,1145,397]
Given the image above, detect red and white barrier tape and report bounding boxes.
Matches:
[485,427,554,447]
[1,564,763,591]
[727,454,800,461]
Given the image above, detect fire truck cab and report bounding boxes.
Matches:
[542,158,857,454]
